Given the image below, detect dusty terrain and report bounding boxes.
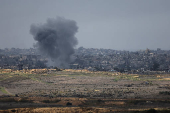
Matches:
[0,69,170,112]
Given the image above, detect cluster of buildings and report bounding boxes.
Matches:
[71,47,170,73]
[0,48,47,69]
[1,47,170,73]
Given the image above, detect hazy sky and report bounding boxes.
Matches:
[0,0,170,51]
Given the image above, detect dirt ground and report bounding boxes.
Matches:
[0,69,170,112]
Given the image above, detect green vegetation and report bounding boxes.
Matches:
[111,74,141,82]
[0,87,8,94]
[113,78,119,82]
[19,73,53,85]
[159,91,170,95]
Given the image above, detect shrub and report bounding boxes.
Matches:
[42,100,50,103]
[19,98,33,103]
[66,102,72,106]
[159,91,170,95]
[42,99,61,103]
[0,98,17,102]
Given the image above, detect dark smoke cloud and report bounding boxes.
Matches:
[30,17,78,68]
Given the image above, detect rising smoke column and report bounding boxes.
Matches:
[30,17,78,68]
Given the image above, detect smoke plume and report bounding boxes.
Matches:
[30,17,78,68]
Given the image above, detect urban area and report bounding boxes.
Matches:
[0,47,170,74]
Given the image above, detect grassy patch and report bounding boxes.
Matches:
[112,75,141,82]
[0,74,12,81]
[20,73,51,84]
[113,78,119,82]
[0,87,8,94]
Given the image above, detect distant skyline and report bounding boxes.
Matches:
[0,0,170,51]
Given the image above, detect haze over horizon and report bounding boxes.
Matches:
[0,0,170,51]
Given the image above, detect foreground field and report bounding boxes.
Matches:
[0,69,170,112]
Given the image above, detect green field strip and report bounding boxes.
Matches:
[19,73,54,85]
[0,87,9,94]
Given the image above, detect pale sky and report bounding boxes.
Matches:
[0,0,170,51]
